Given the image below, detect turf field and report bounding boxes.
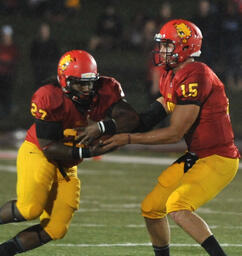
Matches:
[0,151,241,256]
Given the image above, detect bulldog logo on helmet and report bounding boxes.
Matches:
[175,23,192,43]
[59,54,74,74]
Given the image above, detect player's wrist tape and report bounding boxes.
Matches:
[97,119,116,135]
[72,147,91,159]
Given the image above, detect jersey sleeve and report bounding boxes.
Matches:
[30,85,64,122]
[99,76,124,100]
[175,68,212,106]
[90,77,124,120]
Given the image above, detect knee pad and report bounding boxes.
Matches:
[141,181,172,219]
[141,194,166,219]
[17,202,43,220]
[44,222,68,240]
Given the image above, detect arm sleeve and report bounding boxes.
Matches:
[135,101,167,132]
[35,119,63,140]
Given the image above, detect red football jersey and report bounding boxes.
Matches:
[26,76,124,149]
[160,62,240,158]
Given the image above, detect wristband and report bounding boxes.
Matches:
[97,121,105,134]
[97,119,117,135]
[72,147,91,159]
[79,147,91,158]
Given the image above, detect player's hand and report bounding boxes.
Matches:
[89,143,106,157]
[99,133,130,151]
[75,122,101,146]
[88,138,118,156]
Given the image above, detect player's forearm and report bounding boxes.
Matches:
[39,139,73,162]
[129,126,182,145]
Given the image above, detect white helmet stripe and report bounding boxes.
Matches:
[81,73,97,79]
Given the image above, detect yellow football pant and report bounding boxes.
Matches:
[141,154,239,218]
[16,141,81,240]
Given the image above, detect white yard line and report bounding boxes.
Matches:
[0,154,241,170]
[1,239,241,247]
[102,155,242,168]
[101,155,176,165]
[0,164,16,172]
[74,208,242,216]
[10,222,242,230]
[49,242,242,247]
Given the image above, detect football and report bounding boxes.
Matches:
[58,156,83,169]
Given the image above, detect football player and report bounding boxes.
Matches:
[0,50,139,255]
[99,19,240,256]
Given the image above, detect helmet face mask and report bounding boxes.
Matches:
[66,77,96,104]
[57,50,99,106]
[153,19,203,69]
[153,39,178,69]
[70,80,95,97]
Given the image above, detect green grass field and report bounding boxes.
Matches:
[0,152,241,256]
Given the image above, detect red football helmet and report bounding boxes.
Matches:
[57,50,99,105]
[153,19,203,68]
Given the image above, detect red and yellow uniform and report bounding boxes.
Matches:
[160,62,239,158]
[16,76,123,239]
[142,62,240,218]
